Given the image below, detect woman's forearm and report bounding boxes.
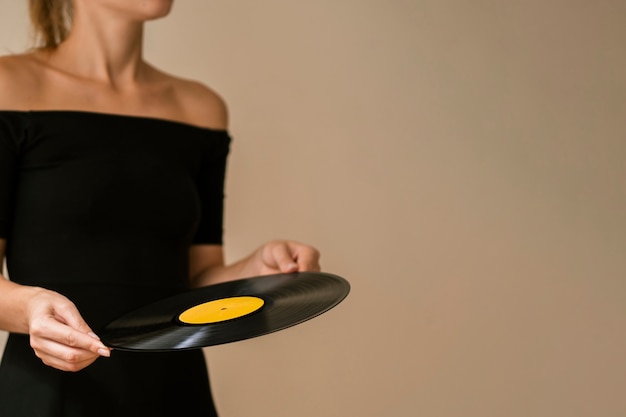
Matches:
[0,277,43,334]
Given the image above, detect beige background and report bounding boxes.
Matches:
[2,1,626,416]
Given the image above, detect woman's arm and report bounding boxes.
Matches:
[189,240,321,288]
[0,60,110,372]
[0,239,110,372]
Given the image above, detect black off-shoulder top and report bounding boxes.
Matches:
[0,110,230,417]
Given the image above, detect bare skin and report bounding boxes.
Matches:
[0,0,320,372]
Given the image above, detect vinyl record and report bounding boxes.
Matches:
[99,271,350,351]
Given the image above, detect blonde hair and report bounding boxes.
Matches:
[29,0,73,49]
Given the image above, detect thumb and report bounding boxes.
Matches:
[53,300,95,335]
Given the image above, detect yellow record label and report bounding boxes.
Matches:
[178,296,265,324]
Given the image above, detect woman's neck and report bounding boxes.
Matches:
[46,7,148,89]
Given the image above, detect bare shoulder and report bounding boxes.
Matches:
[147,66,228,130]
[0,53,43,109]
[177,77,229,130]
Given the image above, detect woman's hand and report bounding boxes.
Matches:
[251,240,321,276]
[189,240,321,287]
[25,288,110,372]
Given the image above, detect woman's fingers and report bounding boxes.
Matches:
[293,244,321,272]
[29,314,110,371]
[31,339,100,372]
[268,243,299,273]
[50,300,95,335]
[26,289,110,372]
[261,240,321,274]
[49,300,109,355]
[30,315,109,355]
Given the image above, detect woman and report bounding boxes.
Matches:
[0,1,320,416]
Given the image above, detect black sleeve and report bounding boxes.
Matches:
[191,133,231,245]
[0,112,26,239]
